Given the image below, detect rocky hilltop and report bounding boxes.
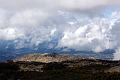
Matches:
[13,52,84,63]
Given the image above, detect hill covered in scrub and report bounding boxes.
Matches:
[12,52,120,73]
[13,52,85,63]
[1,53,120,80]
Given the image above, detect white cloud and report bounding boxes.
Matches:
[50,29,56,36]
[56,17,116,52]
[9,10,50,28]
[113,47,120,60]
[0,28,16,40]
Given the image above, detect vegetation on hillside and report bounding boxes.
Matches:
[0,59,120,80]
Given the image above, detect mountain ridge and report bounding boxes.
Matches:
[13,52,84,63]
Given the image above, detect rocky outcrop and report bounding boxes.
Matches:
[13,52,84,63]
[106,66,120,72]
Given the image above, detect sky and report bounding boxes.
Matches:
[0,0,120,60]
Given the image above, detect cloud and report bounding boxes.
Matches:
[0,28,16,40]
[9,10,49,28]
[56,17,116,52]
[113,47,120,60]
[0,0,120,59]
[0,0,119,16]
[0,0,119,9]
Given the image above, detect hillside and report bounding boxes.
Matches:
[12,52,120,73]
[13,52,84,63]
[1,53,120,80]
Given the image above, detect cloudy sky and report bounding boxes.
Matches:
[0,0,120,59]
